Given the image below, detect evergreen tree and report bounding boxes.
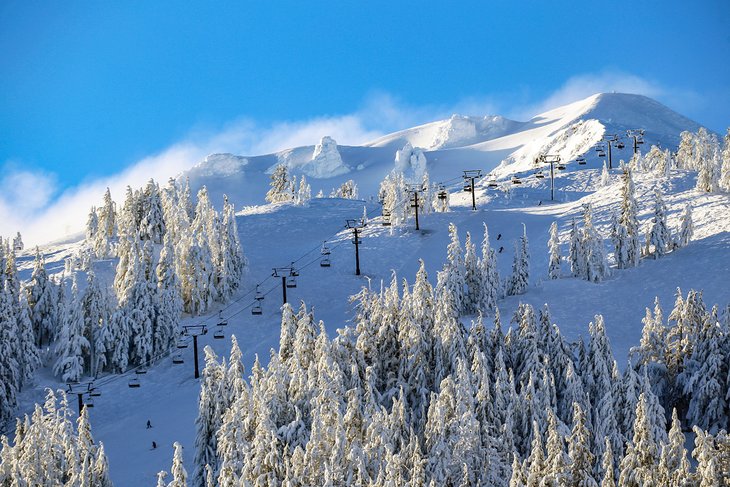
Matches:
[25,248,58,347]
[463,232,480,314]
[156,234,183,357]
[600,161,611,187]
[548,221,561,280]
[658,409,691,485]
[648,188,671,258]
[53,277,90,382]
[612,164,641,269]
[266,164,292,203]
[478,223,501,311]
[677,203,694,248]
[580,203,609,282]
[720,127,730,191]
[507,224,529,296]
[568,402,598,487]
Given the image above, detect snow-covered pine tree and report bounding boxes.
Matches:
[613,163,641,269]
[139,178,166,243]
[569,218,586,278]
[478,223,500,312]
[86,207,99,246]
[506,224,529,296]
[618,393,660,486]
[548,221,561,279]
[193,347,225,487]
[657,408,691,485]
[462,232,480,315]
[216,195,245,302]
[266,164,292,203]
[580,203,609,282]
[53,277,90,382]
[81,270,112,377]
[16,292,40,387]
[676,203,694,248]
[25,248,59,347]
[296,174,312,205]
[648,188,671,258]
[568,402,598,487]
[600,161,611,187]
[720,127,730,191]
[155,234,183,357]
[676,131,695,169]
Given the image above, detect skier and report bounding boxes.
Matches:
[146,420,152,429]
[152,441,157,449]
[498,246,504,253]
[497,233,502,240]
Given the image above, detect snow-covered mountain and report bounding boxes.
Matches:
[182,93,703,208]
[6,92,727,486]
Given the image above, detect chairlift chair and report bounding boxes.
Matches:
[128,378,141,388]
[463,182,472,192]
[381,214,391,226]
[557,163,566,170]
[84,398,95,408]
[176,339,188,349]
[217,311,228,327]
[213,328,225,340]
[437,190,447,200]
[136,367,147,375]
[251,303,263,315]
[616,142,625,149]
[597,151,606,158]
[511,176,522,185]
[535,171,545,179]
[172,353,184,365]
[321,242,331,256]
[637,137,644,145]
[254,285,264,301]
[89,389,101,397]
[320,256,331,267]
[577,157,587,165]
[488,179,498,188]
[286,276,297,288]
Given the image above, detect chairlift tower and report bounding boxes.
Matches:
[346,219,366,276]
[272,265,298,305]
[602,134,622,169]
[462,170,482,210]
[406,184,423,230]
[626,129,645,155]
[182,324,208,379]
[535,154,562,201]
[66,381,99,417]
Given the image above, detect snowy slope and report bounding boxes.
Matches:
[11,164,730,485]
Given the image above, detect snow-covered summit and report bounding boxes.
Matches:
[177,92,706,210]
[366,113,521,150]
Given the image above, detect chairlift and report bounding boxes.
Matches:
[381,214,391,226]
[463,182,472,192]
[136,367,147,375]
[176,339,188,349]
[286,276,297,288]
[251,303,263,315]
[511,176,522,184]
[616,142,625,150]
[637,137,645,145]
[128,378,141,388]
[217,311,228,327]
[577,157,587,165]
[321,242,331,256]
[535,171,545,179]
[437,189,448,200]
[289,266,299,277]
[557,164,566,170]
[172,353,184,365]
[84,398,95,408]
[213,328,225,340]
[320,256,331,267]
[89,389,101,397]
[488,179,498,188]
[254,285,264,301]
[597,150,606,158]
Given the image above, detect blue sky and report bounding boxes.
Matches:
[0,1,728,241]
